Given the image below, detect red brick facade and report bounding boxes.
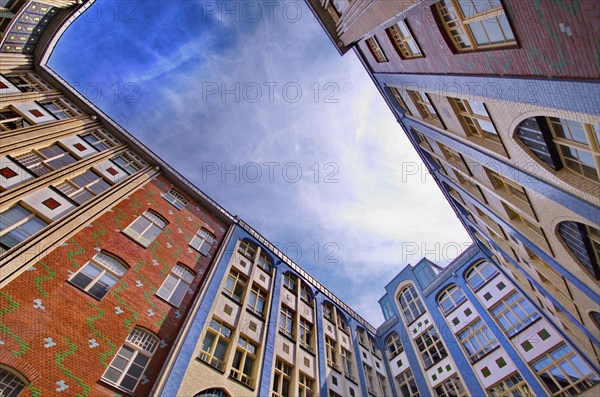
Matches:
[357,0,600,80]
[0,176,229,396]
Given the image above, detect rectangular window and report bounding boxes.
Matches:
[272,359,292,397]
[435,0,516,52]
[407,91,443,127]
[458,318,498,362]
[247,284,267,317]
[39,98,82,119]
[81,128,119,151]
[365,37,388,63]
[0,107,30,131]
[298,372,314,397]
[435,376,467,397]
[532,343,599,396]
[448,97,500,143]
[396,369,420,397]
[279,306,295,338]
[364,364,376,395]
[389,86,411,113]
[325,337,338,370]
[299,318,313,351]
[487,372,534,397]
[14,144,77,177]
[6,73,51,92]
[415,327,448,369]
[485,168,530,207]
[491,292,540,336]
[55,169,112,205]
[0,205,47,253]
[111,151,145,175]
[230,336,257,387]
[341,348,354,378]
[199,319,232,370]
[386,20,423,59]
[223,270,247,303]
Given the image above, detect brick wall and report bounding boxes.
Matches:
[0,175,229,396]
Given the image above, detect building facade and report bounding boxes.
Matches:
[377,244,599,397]
[307,0,600,375]
[1,0,599,396]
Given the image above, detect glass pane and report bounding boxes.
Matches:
[120,375,138,392]
[469,21,489,45]
[170,282,188,306]
[498,15,515,41]
[482,17,505,43]
[215,339,228,360]
[0,206,30,229]
[103,367,122,383]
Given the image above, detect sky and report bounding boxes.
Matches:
[48,0,471,325]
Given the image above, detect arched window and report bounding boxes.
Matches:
[156,263,195,307]
[257,250,273,274]
[516,116,600,182]
[434,0,516,52]
[123,210,167,247]
[465,261,498,290]
[195,388,231,397]
[238,240,257,260]
[102,327,159,393]
[69,251,128,299]
[558,221,600,280]
[438,285,467,314]
[386,332,404,359]
[0,365,28,397]
[398,284,425,324]
[162,188,188,210]
[190,228,216,256]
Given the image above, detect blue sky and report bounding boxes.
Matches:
[49,0,471,325]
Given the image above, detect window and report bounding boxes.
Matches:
[396,369,420,397]
[491,292,540,336]
[448,97,500,143]
[386,332,404,359]
[389,86,410,113]
[558,221,600,280]
[272,359,292,397]
[0,108,30,131]
[162,188,188,210]
[230,336,257,387]
[283,273,296,291]
[438,285,466,314]
[195,389,230,397]
[279,306,295,338]
[332,0,350,15]
[246,284,267,317]
[591,311,600,331]
[357,328,368,347]
[190,228,216,255]
[323,303,334,322]
[363,364,375,394]
[69,251,128,299]
[54,169,112,205]
[434,376,467,397]
[547,118,600,181]
[199,319,232,370]
[6,73,50,92]
[0,205,47,253]
[102,327,158,393]
[378,373,389,396]
[365,37,388,63]
[458,318,498,362]
[325,337,338,369]
[0,365,28,397]
[238,239,257,259]
[298,373,314,397]
[502,203,543,237]
[257,251,273,274]
[111,151,145,175]
[14,143,77,176]
[487,372,534,397]
[81,129,119,151]
[123,210,167,247]
[435,0,516,52]
[337,315,349,333]
[386,20,423,59]
[300,283,313,306]
[398,284,425,324]
[156,263,194,307]
[299,318,313,351]
[223,269,247,303]
[486,168,531,207]
[532,343,599,396]
[341,348,354,377]
[407,91,443,127]
[39,98,81,119]
[415,327,447,369]
[466,261,499,289]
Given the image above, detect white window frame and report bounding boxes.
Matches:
[156,263,195,307]
[68,251,128,300]
[190,228,215,256]
[162,188,188,210]
[123,210,167,248]
[0,204,47,254]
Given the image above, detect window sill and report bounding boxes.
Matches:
[98,379,134,396]
[228,374,255,391]
[245,307,265,321]
[196,356,225,374]
[469,344,501,365]
[299,343,315,356]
